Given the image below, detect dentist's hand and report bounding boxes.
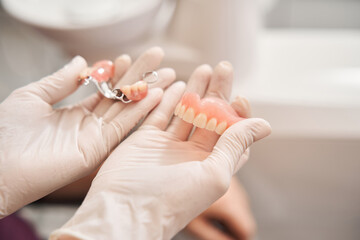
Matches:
[50,63,271,240]
[186,94,256,240]
[0,47,175,218]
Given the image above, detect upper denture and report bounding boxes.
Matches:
[174,92,243,134]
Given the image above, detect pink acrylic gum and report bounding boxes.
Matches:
[79,60,114,83]
[174,92,244,134]
[89,60,114,83]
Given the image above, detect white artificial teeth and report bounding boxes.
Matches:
[206,118,217,131]
[215,121,227,135]
[183,108,195,123]
[121,85,131,96]
[174,103,181,116]
[178,105,186,118]
[193,113,207,128]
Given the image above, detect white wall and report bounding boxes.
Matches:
[266,0,360,28]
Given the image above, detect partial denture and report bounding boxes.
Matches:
[79,60,150,102]
[120,80,148,101]
[174,92,244,135]
[79,60,114,83]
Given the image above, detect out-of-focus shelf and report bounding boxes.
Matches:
[238,30,360,139]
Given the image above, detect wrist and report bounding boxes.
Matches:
[50,188,165,240]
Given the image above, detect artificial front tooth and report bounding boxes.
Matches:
[178,105,186,118]
[193,113,207,128]
[215,121,227,135]
[174,103,181,116]
[183,108,195,123]
[206,118,217,131]
[121,85,131,96]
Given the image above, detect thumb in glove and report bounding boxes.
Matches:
[27,56,87,105]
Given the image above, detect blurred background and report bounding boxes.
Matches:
[0,0,359,239]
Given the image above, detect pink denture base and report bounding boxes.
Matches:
[90,60,114,82]
[180,92,243,126]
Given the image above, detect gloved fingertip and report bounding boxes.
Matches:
[218,60,233,70]
[214,61,233,79]
[231,96,251,118]
[151,87,164,95]
[64,55,87,70]
[232,95,250,108]
[172,80,186,91]
[115,54,132,64]
[162,67,176,79]
[204,118,271,177]
[248,118,272,141]
[148,88,164,102]
[228,118,271,142]
[147,46,165,57]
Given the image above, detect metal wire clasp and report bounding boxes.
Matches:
[80,69,158,104]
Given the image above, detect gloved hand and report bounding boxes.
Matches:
[186,95,256,240]
[0,47,175,218]
[50,62,271,240]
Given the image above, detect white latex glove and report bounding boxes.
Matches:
[50,63,271,240]
[0,47,175,218]
[186,96,256,240]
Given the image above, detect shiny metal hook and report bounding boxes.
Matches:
[142,71,158,84]
[111,89,132,103]
[82,77,133,103]
[81,70,158,104]
[83,76,117,100]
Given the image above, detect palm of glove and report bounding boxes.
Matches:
[0,48,174,217]
[0,75,107,219]
[0,90,104,178]
[79,123,233,240]
[50,63,271,240]
[106,125,210,166]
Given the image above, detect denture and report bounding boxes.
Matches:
[119,80,148,101]
[79,60,114,83]
[174,92,244,135]
[78,60,151,102]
